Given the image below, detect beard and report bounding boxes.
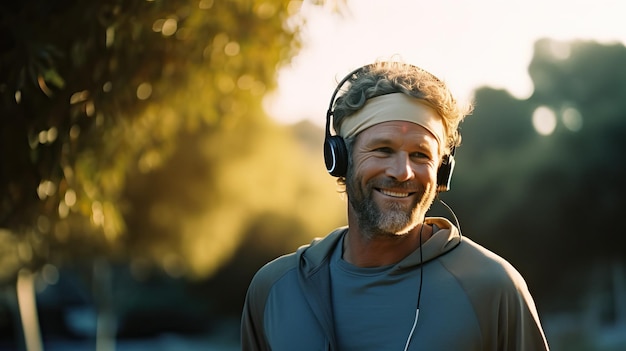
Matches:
[346,170,437,237]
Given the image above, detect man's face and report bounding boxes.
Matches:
[345,120,441,236]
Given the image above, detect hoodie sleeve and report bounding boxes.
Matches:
[440,237,550,351]
[241,270,270,351]
[241,251,303,351]
[496,269,550,350]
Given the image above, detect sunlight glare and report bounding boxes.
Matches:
[562,107,583,132]
[64,189,77,207]
[161,18,178,37]
[41,264,60,285]
[532,106,557,135]
[224,41,240,56]
[136,82,153,100]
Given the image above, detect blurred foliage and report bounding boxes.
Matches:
[445,38,626,306]
[123,119,345,280]
[0,0,346,284]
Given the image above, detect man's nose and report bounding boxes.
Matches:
[385,153,415,182]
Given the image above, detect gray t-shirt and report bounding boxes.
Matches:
[330,234,422,350]
[330,231,483,351]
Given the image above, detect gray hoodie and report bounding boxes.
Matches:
[241,217,549,351]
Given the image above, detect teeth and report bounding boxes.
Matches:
[381,189,410,198]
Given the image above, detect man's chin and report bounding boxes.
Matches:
[375,213,419,236]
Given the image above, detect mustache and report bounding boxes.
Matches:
[372,178,422,191]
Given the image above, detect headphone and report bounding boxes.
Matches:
[323,63,457,192]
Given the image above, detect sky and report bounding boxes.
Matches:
[263,0,626,126]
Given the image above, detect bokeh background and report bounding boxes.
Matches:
[1,0,625,350]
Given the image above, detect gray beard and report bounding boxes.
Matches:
[356,197,415,236]
[346,173,436,238]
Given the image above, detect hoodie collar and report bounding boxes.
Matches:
[393,217,462,272]
[299,217,461,275]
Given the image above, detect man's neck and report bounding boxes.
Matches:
[342,221,433,267]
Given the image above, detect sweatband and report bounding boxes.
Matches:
[338,93,445,147]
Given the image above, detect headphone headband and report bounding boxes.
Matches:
[325,66,365,139]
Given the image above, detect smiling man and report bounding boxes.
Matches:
[241,61,550,351]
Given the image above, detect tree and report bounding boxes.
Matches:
[1,0,311,280]
[447,39,626,306]
[1,0,347,348]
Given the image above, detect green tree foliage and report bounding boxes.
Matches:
[189,120,346,316]
[123,118,345,280]
[446,39,626,304]
[0,0,346,284]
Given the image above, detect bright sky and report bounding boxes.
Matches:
[264,0,626,126]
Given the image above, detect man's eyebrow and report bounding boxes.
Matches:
[365,136,394,146]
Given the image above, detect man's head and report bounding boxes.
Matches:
[328,61,472,236]
[332,61,471,161]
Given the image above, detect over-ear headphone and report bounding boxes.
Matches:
[323,63,457,192]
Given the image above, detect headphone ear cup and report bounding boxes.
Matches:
[324,136,348,177]
[437,154,456,192]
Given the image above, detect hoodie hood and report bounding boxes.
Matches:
[394,217,462,272]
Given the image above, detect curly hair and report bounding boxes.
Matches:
[332,61,473,156]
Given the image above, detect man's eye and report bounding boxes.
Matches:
[411,152,430,159]
[374,147,393,154]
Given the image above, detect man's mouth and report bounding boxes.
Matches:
[378,189,414,198]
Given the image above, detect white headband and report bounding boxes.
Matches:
[338,93,445,147]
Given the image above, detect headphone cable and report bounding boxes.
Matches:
[403,199,462,351]
[438,198,462,239]
[403,221,425,351]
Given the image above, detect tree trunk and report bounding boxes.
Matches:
[16,269,43,351]
[93,258,116,351]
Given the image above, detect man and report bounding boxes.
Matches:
[241,61,549,350]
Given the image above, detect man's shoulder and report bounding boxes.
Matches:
[249,251,299,294]
[246,227,346,301]
[443,236,528,291]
